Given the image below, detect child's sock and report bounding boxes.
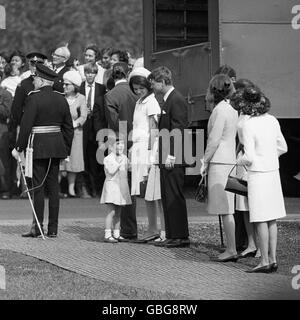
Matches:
[113,229,120,239]
[105,229,112,239]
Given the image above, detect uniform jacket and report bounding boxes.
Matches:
[238,113,287,171]
[15,86,74,159]
[204,99,238,164]
[158,89,188,166]
[104,81,138,135]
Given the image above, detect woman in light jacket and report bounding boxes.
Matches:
[237,87,287,273]
[201,74,238,262]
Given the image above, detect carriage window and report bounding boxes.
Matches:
[154,0,208,52]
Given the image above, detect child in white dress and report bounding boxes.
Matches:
[100,135,132,243]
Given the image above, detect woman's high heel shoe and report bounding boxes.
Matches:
[270,262,278,272]
[246,264,272,273]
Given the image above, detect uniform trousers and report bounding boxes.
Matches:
[160,167,189,239]
[33,158,60,234]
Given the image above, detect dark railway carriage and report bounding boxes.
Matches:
[143,0,300,195]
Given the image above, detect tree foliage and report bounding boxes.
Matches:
[0,0,143,61]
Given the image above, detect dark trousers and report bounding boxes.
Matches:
[120,172,137,238]
[33,158,60,234]
[82,137,105,195]
[234,210,248,250]
[160,167,189,239]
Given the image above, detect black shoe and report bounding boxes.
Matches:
[270,262,278,273]
[22,231,36,238]
[211,254,239,262]
[117,236,137,243]
[165,239,190,248]
[153,239,172,247]
[246,265,272,273]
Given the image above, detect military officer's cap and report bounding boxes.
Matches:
[35,63,58,81]
[26,52,47,63]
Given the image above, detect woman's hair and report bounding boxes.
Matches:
[234,78,255,90]
[239,86,271,116]
[3,63,13,77]
[84,44,99,60]
[110,49,129,64]
[9,50,26,66]
[129,75,152,100]
[214,64,236,80]
[206,74,235,107]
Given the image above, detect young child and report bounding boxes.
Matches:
[100,134,132,243]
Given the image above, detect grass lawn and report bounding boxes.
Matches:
[0,221,298,300]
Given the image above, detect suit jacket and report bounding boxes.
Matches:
[104,81,138,136]
[52,65,70,93]
[204,99,238,164]
[238,113,287,171]
[79,82,107,140]
[15,86,74,159]
[158,89,188,166]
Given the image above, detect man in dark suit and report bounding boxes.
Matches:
[78,63,107,197]
[149,66,190,248]
[52,46,71,93]
[12,64,74,238]
[104,62,138,241]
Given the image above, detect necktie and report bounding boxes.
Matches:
[87,85,92,116]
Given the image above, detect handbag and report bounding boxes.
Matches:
[139,180,147,198]
[195,174,207,202]
[225,164,248,197]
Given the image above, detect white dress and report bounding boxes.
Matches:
[100,153,132,206]
[130,93,161,196]
[238,113,287,222]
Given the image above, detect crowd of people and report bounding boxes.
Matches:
[0,41,287,273]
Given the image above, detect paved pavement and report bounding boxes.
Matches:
[0,196,299,300]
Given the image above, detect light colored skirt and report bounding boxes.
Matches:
[100,175,132,206]
[64,129,84,172]
[247,170,286,222]
[207,163,235,215]
[145,165,161,201]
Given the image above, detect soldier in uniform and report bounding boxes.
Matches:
[10,52,47,235]
[12,63,74,238]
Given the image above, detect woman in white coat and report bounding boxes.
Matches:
[201,74,238,262]
[237,87,287,273]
